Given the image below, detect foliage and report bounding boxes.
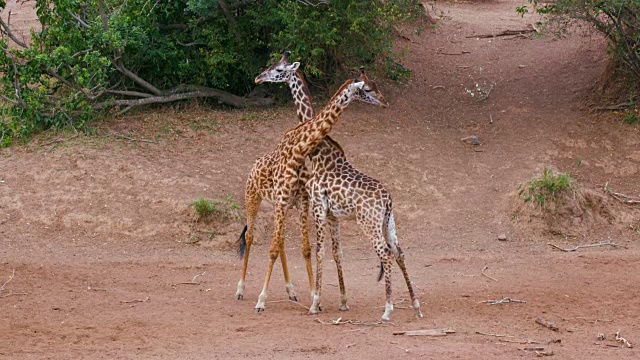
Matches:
[518,0,640,85]
[520,167,574,207]
[623,111,638,124]
[192,195,240,221]
[0,0,424,146]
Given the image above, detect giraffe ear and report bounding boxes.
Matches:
[287,62,301,71]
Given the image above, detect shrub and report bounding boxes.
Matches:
[520,167,574,207]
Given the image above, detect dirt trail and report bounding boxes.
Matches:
[1,1,640,359]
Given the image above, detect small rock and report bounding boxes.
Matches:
[497,234,507,241]
[461,135,480,145]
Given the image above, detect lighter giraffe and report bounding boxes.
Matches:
[256,57,422,320]
[235,52,315,303]
[245,69,388,312]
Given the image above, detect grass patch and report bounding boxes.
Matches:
[519,167,574,207]
[191,195,240,222]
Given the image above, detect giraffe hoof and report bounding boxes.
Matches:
[236,294,244,301]
[289,295,299,302]
[254,307,265,313]
[339,304,349,311]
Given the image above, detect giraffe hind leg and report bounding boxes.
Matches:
[236,192,261,301]
[395,245,423,319]
[328,216,348,311]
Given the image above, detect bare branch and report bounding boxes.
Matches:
[113,59,162,96]
[95,86,273,109]
[0,15,27,48]
[105,90,154,98]
[66,9,90,28]
[98,0,109,31]
[295,0,329,6]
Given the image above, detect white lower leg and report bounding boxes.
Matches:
[381,301,394,321]
[339,294,349,311]
[255,290,268,311]
[309,290,321,314]
[235,280,245,300]
[413,299,424,318]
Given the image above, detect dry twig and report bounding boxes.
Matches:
[479,296,527,305]
[0,291,28,298]
[0,269,15,292]
[41,134,80,147]
[547,241,626,252]
[475,331,540,344]
[616,330,633,348]
[315,317,391,327]
[481,266,498,282]
[121,296,150,304]
[393,328,456,336]
[535,316,559,332]
[593,102,632,111]
[175,271,207,285]
[536,350,554,357]
[576,317,613,324]
[111,133,159,144]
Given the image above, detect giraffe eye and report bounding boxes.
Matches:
[276,69,284,73]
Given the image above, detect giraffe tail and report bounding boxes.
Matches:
[378,203,399,282]
[237,225,248,258]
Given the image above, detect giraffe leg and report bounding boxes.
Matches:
[379,245,394,322]
[328,216,348,311]
[279,240,297,302]
[309,203,328,315]
[236,191,261,301]
[255,204,287,312]
[395,245,423,319]
[297,189,314,299]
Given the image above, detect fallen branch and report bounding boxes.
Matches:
[616,330,633,348]
[479,296,527,305]
[393,328,455,336]
[41,134,80,147]
[481,266,498,282]
[475,331,540,344]
[314,317,391,326]
[0,291,29,298]
[121,296,150,304]
[603,183,640,205]
[467,27,537,39]
[547,241,626,252]
[95,86,273,110]
[111,134,159,144]
[175,271,207,285]
[576,317,613,324]
[536,350,554,357]
[593,102,632,111]
[535,316,559,332]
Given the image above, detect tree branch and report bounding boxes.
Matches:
[113,59,162,96]
[0,15,27,48]
[95,86,273,109]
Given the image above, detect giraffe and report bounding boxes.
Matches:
[256,58,422,320]
[307,136,423,321]
[235,52,315,303]
[250,70,388,312]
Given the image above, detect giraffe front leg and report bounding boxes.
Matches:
[298,191,315,299]
[255,205,286,312]
[279,243,297,302]
[328,216,348,311]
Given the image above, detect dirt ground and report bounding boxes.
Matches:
[2,1,640,359]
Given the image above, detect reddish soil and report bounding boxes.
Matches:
[2,1,640,359]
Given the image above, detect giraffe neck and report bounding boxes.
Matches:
[288,80,356,158]
[287,70,314,123]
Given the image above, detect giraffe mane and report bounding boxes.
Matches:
[295,69,313,107]
[323,135,345,157]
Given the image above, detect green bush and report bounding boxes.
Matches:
[0,0,424,146]
[520,167,574,206]
[519,0,640,85]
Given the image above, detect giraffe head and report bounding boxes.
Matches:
[353,67,389,108]
[255,51,301,84]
